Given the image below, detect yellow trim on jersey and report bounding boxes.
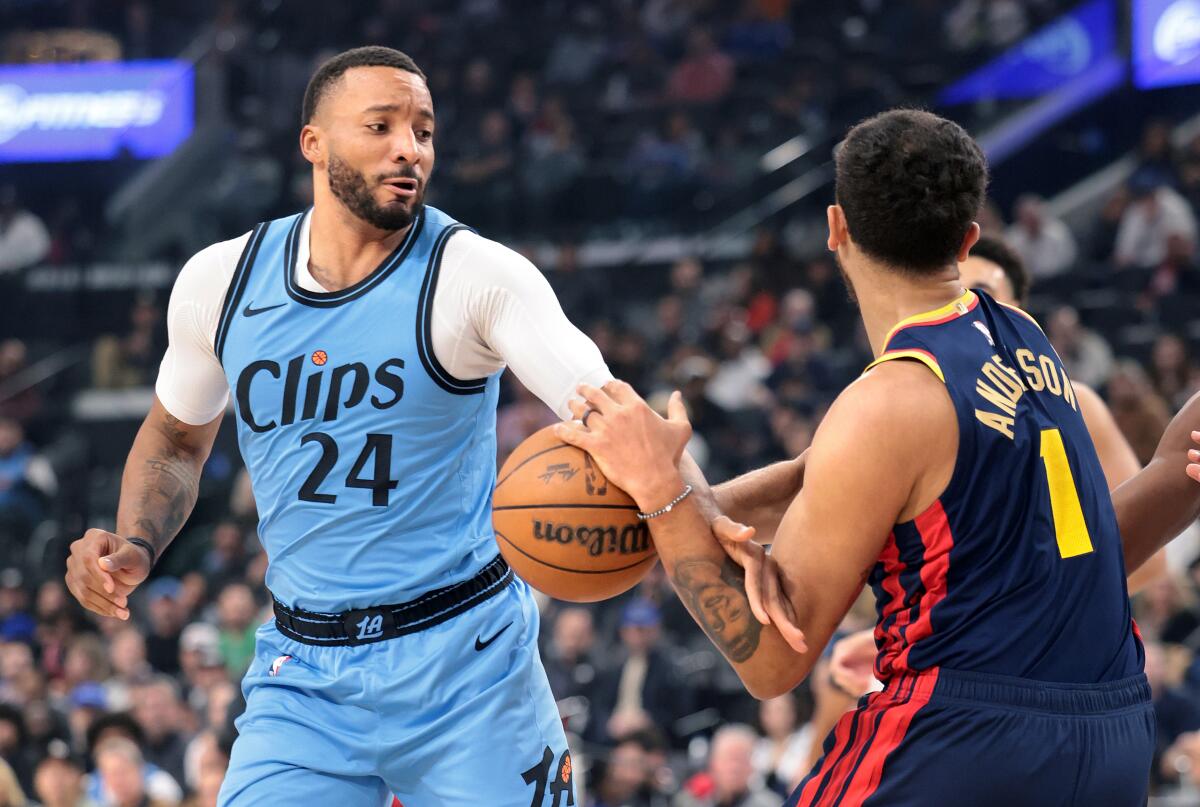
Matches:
[864,350,946,383]
[881,290,978,349]
[997,300,1044,332]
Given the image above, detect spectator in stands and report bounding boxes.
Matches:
[0,340,42,425]
[0,419,55,551]
[753,694,812,797]
[0,756,26,807]
[177,624,227,714]
[143,579,184,676]
[93,737,175,807]
[450,110,517,233]
[676,725,777,807]
[106,628,152,710]
[0,186,50,275]
[0,705,35,798]
[543,607,598,702]
[1115,169,1199,270]
[91,294,165,390]
[33,748,99,807]
[1107,361,1172,465]
[1148,641,1200,788]
[1150,334,1200,410]
[179,731,225,807]
[1006,194,1077,278]
[214,585,257,679]
[1178,132,1200,213]
[590,735,667,807]
[589,599,692,747]
[130,678,188,788]
[1046,306,1114,389]
[667,27,734,104]
[1137,119,1180,186]
[200,523,248,596]
[85,713,181,806]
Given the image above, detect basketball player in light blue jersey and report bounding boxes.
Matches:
[63,46,617,806]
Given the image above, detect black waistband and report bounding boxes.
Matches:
[272,555,513,647]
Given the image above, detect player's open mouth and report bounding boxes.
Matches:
[381,178,418,198]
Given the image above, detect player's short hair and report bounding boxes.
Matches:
[302,46,426,125]
[969,235,1030,304]
[835,109,988,274]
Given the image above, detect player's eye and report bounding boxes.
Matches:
[416,129,433,141]
[366,123,387,133]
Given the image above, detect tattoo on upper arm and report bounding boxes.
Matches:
[672,557,762,663]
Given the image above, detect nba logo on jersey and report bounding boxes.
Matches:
[269,655,292,677]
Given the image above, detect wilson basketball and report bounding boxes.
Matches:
[494,425,657,602]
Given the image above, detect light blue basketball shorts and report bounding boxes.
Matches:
[217,575,575,806]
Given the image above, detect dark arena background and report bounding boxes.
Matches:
[2,1,1200,806]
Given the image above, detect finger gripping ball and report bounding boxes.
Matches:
[494,425,658,602]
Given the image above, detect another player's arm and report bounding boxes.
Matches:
[558,364,947,698]
[706,453,808,544]
[1112,391,1200,573]
[1074,382,1167,590]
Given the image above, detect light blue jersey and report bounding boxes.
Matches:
[216,206,501,613]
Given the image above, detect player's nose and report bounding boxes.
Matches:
[389,129,420,164]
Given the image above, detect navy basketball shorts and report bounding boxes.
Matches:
[788,667,1154,807]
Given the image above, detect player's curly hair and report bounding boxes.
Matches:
[835,109,988,274]
[969,235,1030,304]
[302,46,426,125]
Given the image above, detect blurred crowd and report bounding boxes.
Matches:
[3,1,1200,806]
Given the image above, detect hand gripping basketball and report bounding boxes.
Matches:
[556,382,692,510]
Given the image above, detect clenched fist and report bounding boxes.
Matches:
[64,529,152,621]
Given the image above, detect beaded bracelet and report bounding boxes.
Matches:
[637,485,694,521]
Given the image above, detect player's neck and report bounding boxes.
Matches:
[856,264,964,357]
[306,199,413,292]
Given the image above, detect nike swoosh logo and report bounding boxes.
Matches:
[242,302,286,317]
[474,622,512,651]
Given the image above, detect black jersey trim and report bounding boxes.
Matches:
[415,224,488,395]
[215,222,268,365]
[283,208,426,308]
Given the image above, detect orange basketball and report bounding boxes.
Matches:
[494,425,657,602]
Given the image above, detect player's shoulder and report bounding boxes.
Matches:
[178,230,255,283]
[827,360,955,450]
[441,227,546,287]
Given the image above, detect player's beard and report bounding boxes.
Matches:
[327,151,424,231]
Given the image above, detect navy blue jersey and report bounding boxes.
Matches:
[864,290,1143,684]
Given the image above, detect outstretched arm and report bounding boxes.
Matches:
[1113,391,1200,573]
[556,364,948,698]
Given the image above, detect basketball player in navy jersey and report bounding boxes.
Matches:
[64,45,641,806]
[557,110,1200,806]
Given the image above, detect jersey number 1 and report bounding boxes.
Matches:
[1039,428,1095,558]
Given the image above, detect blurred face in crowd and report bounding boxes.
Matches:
[0,419,21,456]
[553,609,594,659]
[760,694,798,740]
[217,584,257,631]
[0,718,17,754]
[603,741,648,801]
[36,580,68,620]
[109,628,146,677]
[958,256,1016,305]
[619,622,660,655]
[34,758,82,807]
[302,66,434,232]
[96,744,145,807]
[133,681,179,741]
[710,730,756,799]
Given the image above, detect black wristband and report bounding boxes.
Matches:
[125,537,157,567]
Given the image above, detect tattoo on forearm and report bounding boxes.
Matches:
[131,413,199,550]
[672,557,762,663]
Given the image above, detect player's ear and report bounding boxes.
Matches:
[299,124,324,167]
[827,205,847,252]
[957,222,981,263]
